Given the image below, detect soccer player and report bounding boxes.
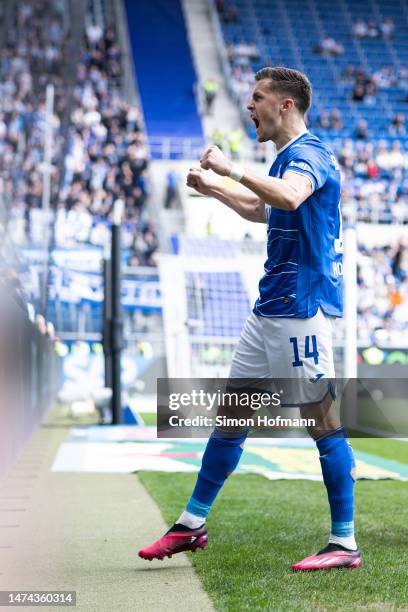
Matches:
[139,67,360,571]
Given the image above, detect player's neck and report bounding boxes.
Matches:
[274,121,307,153]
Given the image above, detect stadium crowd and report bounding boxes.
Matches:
[220,10,408,227]
[0,1,158,267]
[334,139,408,223]
[357,239,408,346]
[0,0,68,238]
[57,20,158,266]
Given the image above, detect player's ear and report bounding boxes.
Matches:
[280,98,294,112]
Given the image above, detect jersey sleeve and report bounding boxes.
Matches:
[282,144,330,192]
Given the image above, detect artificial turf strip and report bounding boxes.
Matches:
[138,411,157,426]
[138,473,408,611]
[351,438,408,464]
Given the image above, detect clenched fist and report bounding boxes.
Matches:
[200,145,233,176]
[186,167,214,195]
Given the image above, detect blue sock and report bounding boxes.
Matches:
[316,427,356,540]
[186,430,247,518]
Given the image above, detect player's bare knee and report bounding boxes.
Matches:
[301,398,341,440]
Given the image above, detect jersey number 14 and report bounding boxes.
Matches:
[289,335,319,367]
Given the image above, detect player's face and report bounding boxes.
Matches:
[247,80,285,142]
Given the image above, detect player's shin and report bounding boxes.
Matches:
[316,427,357,550]
[177,428,247,528]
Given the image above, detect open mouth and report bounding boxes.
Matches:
[252,117,260,129]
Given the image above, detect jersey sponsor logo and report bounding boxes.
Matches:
[287,160,312,172]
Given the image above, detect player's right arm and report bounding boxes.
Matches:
[186,167,266,223]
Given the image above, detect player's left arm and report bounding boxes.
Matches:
[200,145,313,211]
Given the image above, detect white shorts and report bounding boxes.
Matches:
[229,308,336,407]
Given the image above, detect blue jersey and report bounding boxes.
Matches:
[254,131,343,319]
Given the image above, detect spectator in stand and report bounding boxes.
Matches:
[164,168,179,209]
[367,20,380,38]
[86,21,103,48]
[331,108,343,130]
[318,108,343,130]
[381,18,394,39]
[364,81,377,105]
[352,19,368,38]
[202,77,219,116]
[254,141,267,164]
[352,84,366,102]
[388,141,405,169]
[389,113,406,137]
[211,127,225,151]
[133,226,159,267]
[227,128,243,160]
[217,1,239,23]
[342,64,355,82]
[372,65,395,89]
[313,36,343,57]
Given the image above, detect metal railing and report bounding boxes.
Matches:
[148,136,206,160]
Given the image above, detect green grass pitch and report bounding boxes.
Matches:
[139,439,408,611]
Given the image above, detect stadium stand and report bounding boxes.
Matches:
[124,0,205,158]
[215,0,408,224]
[57,20,157,257]
[0,0,69,242]
[1,1,158,263]
[0,1,161,342]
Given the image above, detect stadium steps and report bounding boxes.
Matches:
[124,0,204,144]
[182,0,250,143]
[0,407,213,611]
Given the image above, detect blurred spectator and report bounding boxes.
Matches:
[352,84,366,102]
[367,20,380,39]
[352,19,368,38]
[355,119,369,140]
[372,66,394,89]
[227,128,244,160]
[86,21,103,47]
[318,108,343,130]
[254,141,267,164]
[389,113,406,137]
[352,18,393,40]
[313,36,343,57]
[342,64,355,82]
[211,128,225,151]
[381,18,394,39]
[202,77,219,115]
[216,0,239,23]
[318,110,331,129]
[164,168,179,209]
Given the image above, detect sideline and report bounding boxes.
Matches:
[0,411,213,612]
